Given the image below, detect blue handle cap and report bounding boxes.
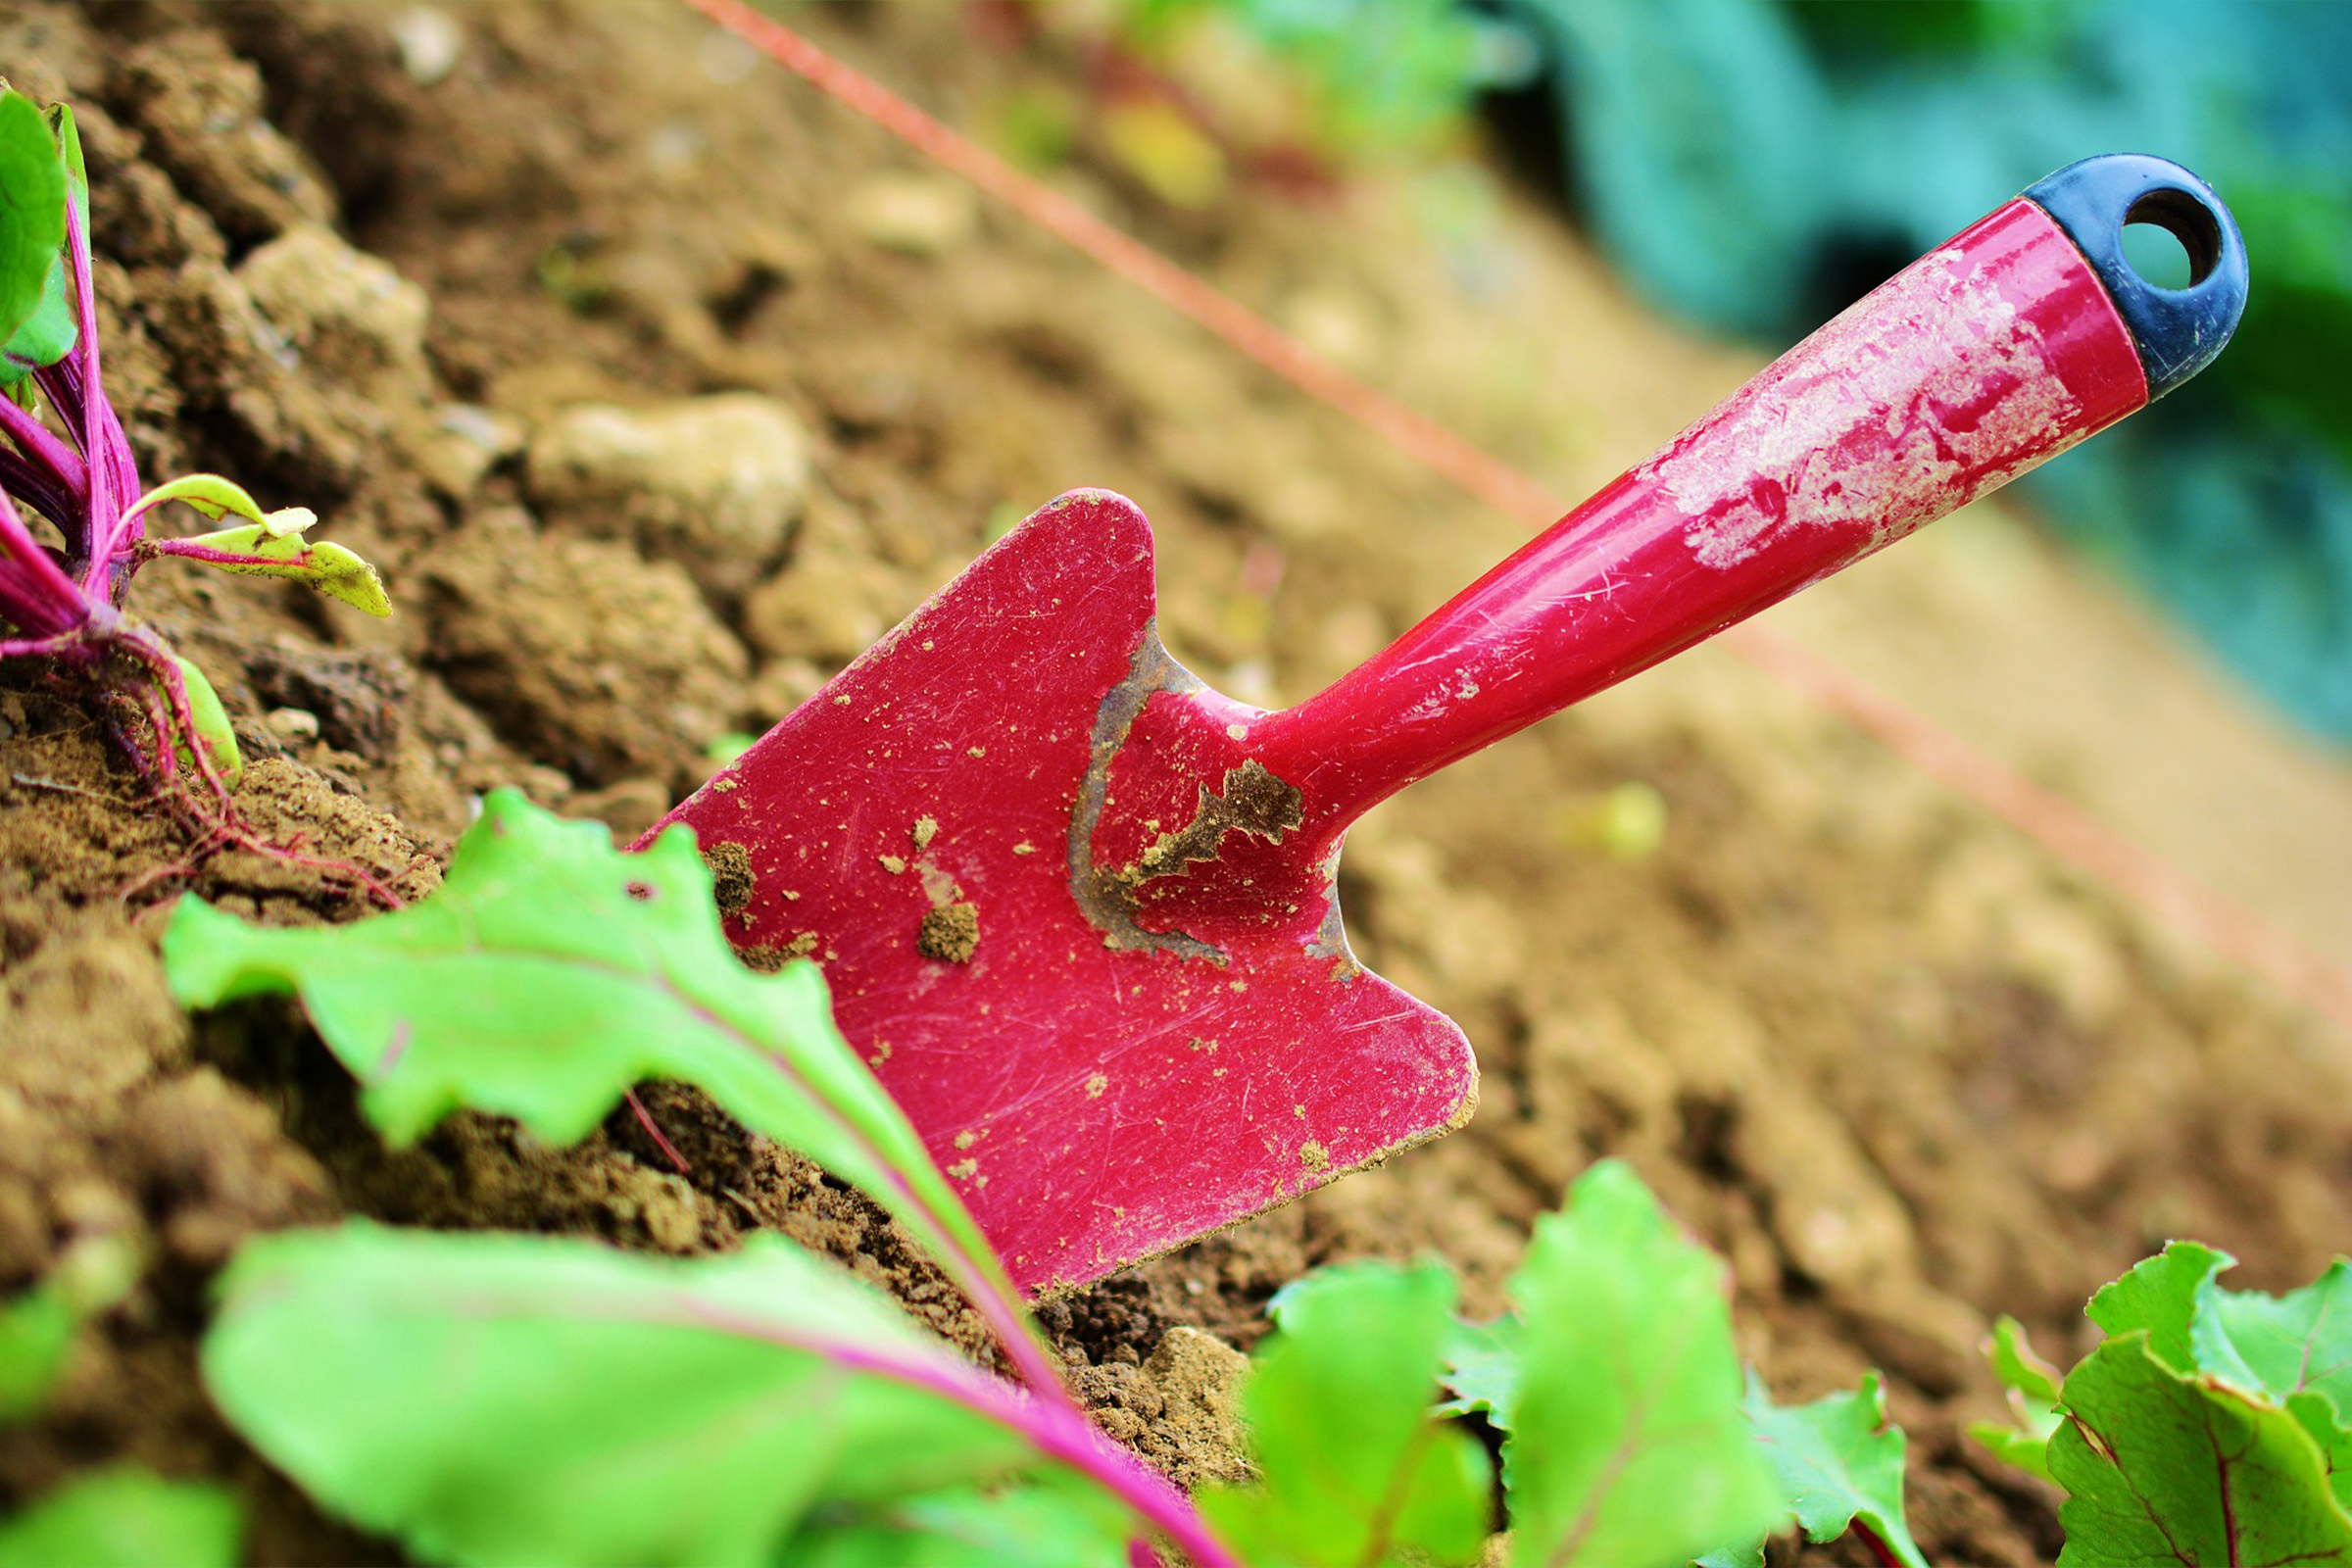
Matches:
[2025,154,2249,401]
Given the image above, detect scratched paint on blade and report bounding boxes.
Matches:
[1643,248,2082,568]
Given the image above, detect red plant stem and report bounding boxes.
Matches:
[0,498,90,636]
[678,993,1132,1533]
[0,469,89,643]
[0,375,86,506]
[664,1298,1244,1568]
[0,630,76,658]
[742,1038,1081,1414]
[149,538,304,569]
[62,197,135,598]
[623,1089,694,1175]
[0,436,74,526]
[1852,1520,1907,1567]
[906,1196,1079,1407]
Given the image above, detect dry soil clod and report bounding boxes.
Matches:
[702,841,755,916]
[916,900,980,962]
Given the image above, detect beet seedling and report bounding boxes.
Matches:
[0,91,387,875]
[1974,1243,2352,1565]
[165,793,1916,1568]
[148,793,2352,1565]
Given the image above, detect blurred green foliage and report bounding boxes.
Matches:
[1501,0,2352,740]
[1123,0,1493,157]
[1149,0,2352,739]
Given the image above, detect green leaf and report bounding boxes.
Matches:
[170,656,243,789]
[123,473,273,529]
[0,1282,74,1421]
[44,103,83,204]
[705,730,758,767]
[204,1224,1044,1568]
[2191,1260,2352,1420]
[1499,1160,1781,1568]
[1969,1421,2057,1485]
[1201,1259,1491,1568]
[2182,1258,2352,1512]
[0,1467,240,1568]
[1697,1371,1928,1568]
[162,789,997,1286]
[0,1238,139,1420]
[1966,1315,2066,1482]
[2288,1390,2352,1513]
[2051,1332,2352,1567]
[170,522,393,617]
[2085,1240,2233,1374]
[1988,1313,2066,1405]
[793,1478,1133,1567]
[0,91,65,356]
[1437,1310,1521,1419]
[0,253,73,388]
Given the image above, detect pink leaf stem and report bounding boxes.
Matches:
[662,1297,1245,1568]
[33,349,84,443]
[0,444,73,528]
[150,538,305,569]
[0,631,77,659]
[0,488,90,638]
[60,195,140,597]
[0,379,87,509]
[742,1043,1092,1439]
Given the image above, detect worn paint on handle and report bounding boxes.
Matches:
[1091,199,2148,949]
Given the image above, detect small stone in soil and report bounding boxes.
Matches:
[265,708,320,742]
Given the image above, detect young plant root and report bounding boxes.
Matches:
[10,624,411,913]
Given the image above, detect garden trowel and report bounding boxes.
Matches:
[641,155,2245,1295]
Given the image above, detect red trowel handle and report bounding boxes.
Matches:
[1251,154,2246,845]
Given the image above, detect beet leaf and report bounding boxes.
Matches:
[0,91,65,372]
[166,791,1230,1566]
[1695,1371,1927,1568]
[162,789,998,1293]
[0,1281,72,1421]
[133,473,389,617]
[2191,1260,2352,1430]
[202,1225,1130,1568]
[2051,1331,2352,1566]
[1971,1242,2352,1558]
[0,1467,239,1568]
[1200,1259,1491,1567]
[2085,1240,2233,1372]
[1966,1314,2065,1482]
[1449,1160,1782,1568]
[1435,1311,1517,1421]
[789,1477,1137,1566]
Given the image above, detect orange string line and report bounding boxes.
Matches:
[685,0,2352,1034]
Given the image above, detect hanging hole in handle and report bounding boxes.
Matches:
[2024,154,2247,398]
[2121,187,2223,290]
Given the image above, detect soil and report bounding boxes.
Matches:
[2,4,2348,1565]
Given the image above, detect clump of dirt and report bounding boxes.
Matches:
[1,5,2345,1566]
[916,900,980,963]
[701,840,754,915]
[1068,1326,1252,1492]
[416,506,750,791]
[1130,760,1305,881]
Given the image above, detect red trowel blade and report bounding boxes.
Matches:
[650,162,2236,1294]
[650,491,1475,1295]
